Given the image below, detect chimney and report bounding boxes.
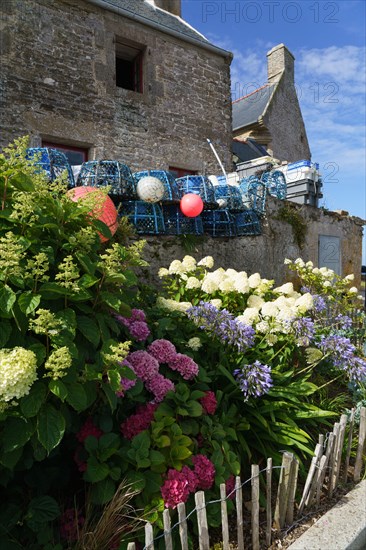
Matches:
[267,43,295,85]
[153,0,181,17]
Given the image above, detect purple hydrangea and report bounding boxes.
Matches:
[145,374,175,402]
[318,335,366,383]
[234,361,273,401]
[293,317,315,347]
[187,302,255,353]
[168,353,199,380]
[334,314,353,330]
[126,350,159,382]
[129,321,151,341]
[148,339,177,363]
[312,294,327,313]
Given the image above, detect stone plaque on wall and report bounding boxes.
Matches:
[318,235,341,275]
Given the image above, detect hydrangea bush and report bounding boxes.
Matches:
[0,139,365,548]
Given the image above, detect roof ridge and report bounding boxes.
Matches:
[232,83,269,104]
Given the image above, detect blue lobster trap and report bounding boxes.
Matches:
[162,204,203,235]
[175,175,216,205]
[214,184,244,211]
[239,177,267,215]
[121,201,165,234]
[26,147,75,187]
[234,210,262,236]
[202,209,236,237]
[76,160,136,199]
[133,170,180,202]
[261,170,287,200]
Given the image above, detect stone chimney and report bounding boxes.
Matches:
[267,43,295,85]
[153,0,181,17]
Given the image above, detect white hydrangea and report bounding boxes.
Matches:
[219,278,236,293]
[247,295,264,309]
[182,255,197,272]
[295,293,314,313]
[294,258,305,267]
[261,302,279,318]
[201,277,219,294]
[323,281,331,287]
[158,267,169,278]
[197,256,214,268]
[344,274,355,281]
[233,276,250,294]
[210,299,223,308]
[284,258,292,265]
[187,337,202,351]
[211,268,226,284]
[276,306,297,323]
[256,321,269,334]
[248,273,261,288]
[225,268,238,278]
[274,282,294,295]
[256,279,274,294]
[349,287,358,294]
[157,297,191,312]
[237,307,259,326]
[169,260,185,275]
[185,276,201,290]
[266,333,278,346]
[306,261,314,268]
[0,347,38,402]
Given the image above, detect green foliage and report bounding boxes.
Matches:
[276,205,307,248]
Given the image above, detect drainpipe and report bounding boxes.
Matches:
[86,0,233,60]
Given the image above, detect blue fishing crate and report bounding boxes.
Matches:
[261,171,287,200]
[77,160,136,199]
[121,200,165,234]
[162,204,203,235]
[234,210,261,236]
[202,209,236,237]
[133,170,180,202]
[26,147,75,187]
[176,175,216,204]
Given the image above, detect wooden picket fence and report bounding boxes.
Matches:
[126,407,366,550]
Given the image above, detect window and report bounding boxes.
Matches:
[169,166,197,179]
[42,141,88,166]
[116,39,144,93]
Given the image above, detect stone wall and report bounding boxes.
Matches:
[136,197,364,288]
[0,0,232,173]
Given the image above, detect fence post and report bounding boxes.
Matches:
[145,523,154,549]
[127,543,136,550]
[344,408,355,483]
[220,483,230,550]
[251,464,260,550]
[354,407,366,482]
[266,457,273,547]
[195,491,210,550]
[328,423,340,496]
[163,509,173,550]
[274,452,293,529]
[286,456,299,525]
[298,443,322,514]
[331,414,348,492]
[235,476,244,550]
[177,502,189,550]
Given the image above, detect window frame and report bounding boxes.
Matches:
[115,38,145,93]
[41,141,89,166]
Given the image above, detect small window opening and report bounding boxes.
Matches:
[116,40,144,93]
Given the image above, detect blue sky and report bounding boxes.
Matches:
[181,0,366,262]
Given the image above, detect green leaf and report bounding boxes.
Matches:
[75,252,97,275]
[100,291,121,311]
[171,446,192,460]
[99,433,120,451]
[49,379,68,402]
[77,316,100,346]
[125,471,146,492]
[84,456,109,482]
[102,382,117,411]
[154,435,171,448]
[0,285,16,313]
[90,478,116,505]
[26,496,60,525]
[0,447,23,470]
[149,450,165,466]
[78,273,99,289]
[38,282,67,298]
[2,417,35,452]
[66,383,88,411]
[0,319,12,346]
[18,291,41,314]
[37,404,65,453]
[20,382,47,417]
[185,400,203,417]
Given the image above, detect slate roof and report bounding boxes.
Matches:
[232,84,276,131]
[92,0,217,48]
[232,138,268,163]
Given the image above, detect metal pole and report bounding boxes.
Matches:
[206,138,228,185]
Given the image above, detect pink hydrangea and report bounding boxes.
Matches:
[199,391,217,415]
[129,320,150,341]
[225,475,236,500]
[76,417,103,443]
[180,465,199,493]
[60,508,85,541]
[192,455,215,490]
[168,353,199,380]
[161,478,189,509]
[145,374,175,403]
[120,403,158,440]
[127,350,159,382]
[148,339,177,363]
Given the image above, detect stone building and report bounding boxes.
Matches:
[232,44,311,163]
[0,0,233,174]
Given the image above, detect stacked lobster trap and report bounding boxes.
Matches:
[25,148,290,237]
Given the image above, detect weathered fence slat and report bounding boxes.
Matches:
[286,456,299,525]
[354,406,366,482]
[145,522,154,549]
[299,443,322,513]
[251,465,260,550]
[316,453,329,507]
[331,414,348,491]
[195,491,210,550]
[274,452,293,529]
[163,509,173,550]
[177,502,189,550]
[220,483,230,550]
[235,476,245,550]
[328,422,340,496]
[344,408,355,483]
[127,543,136,550]
[266,457,273,547]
